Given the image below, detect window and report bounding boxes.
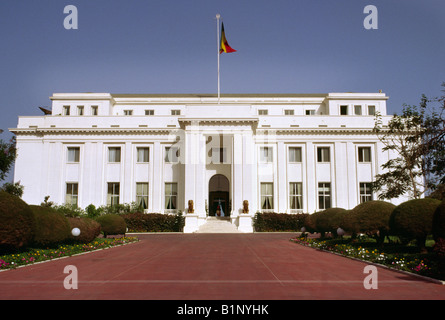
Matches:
[171,110,181,115]
[124,110,133,116]
[165,183,177,210]
[368,105,376,116]
[91,106,98,116]
[261,183,274,211]
[77,106,84,116]
[107,183,120,206]
[317,147,330,162]
[259,147,273,163]
[305,110,315,115]
[145,109,154,116]
[354,105,362,115]
[289,182,303,210]
[137,147,150,163]
[108,147,121,163]
[67,147,80,163]
[284,109,294,115]
[358,147,371,162]
[258,109,268,115]
[211,147,227,164]
[340,105,348,115]
[63,105,70,116]
[165,147,179,163]
[288,147,302,163]
[360,182,373,203]
[318,182,331,210]
[136,182,149,209]
[66,183,78,207]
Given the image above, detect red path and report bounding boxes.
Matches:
[1,233,444,300]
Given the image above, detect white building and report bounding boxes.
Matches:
[10,92,408,232]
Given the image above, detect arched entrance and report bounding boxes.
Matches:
[208,174,230,217]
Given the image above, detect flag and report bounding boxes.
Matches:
[220,22,236,54]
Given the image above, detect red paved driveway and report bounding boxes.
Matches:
[1,233,444,300]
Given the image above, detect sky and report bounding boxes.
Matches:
[0,0,444,182]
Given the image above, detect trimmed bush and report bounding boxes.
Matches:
[96,214,127,237]
[315,208,348,237]
[254,212,308,232]
[0,191,36,253]
[30,205,71,247]
[390,198,441,251]
[67,217,101,243]
[122,212,185,232]
[350,200,396,244]
[433,200,445,240]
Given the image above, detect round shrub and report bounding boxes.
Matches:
[96,214,127,237]
[30,205,71,247]
[0,191,36,253]
[390,198,441,250]
[433,200,445,240]
[314,208,348,236]
[67,217,101,243]
[350,200,396,244]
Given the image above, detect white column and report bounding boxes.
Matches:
[232,133,243,216]
[123,141,133,204]
[152,141,163,212]
[242,130,256,212]
[277,141,287,213]
[306,142,316,213]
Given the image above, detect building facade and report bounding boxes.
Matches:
[10,92,408,232]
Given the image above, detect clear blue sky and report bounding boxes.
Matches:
[0,0,444,180]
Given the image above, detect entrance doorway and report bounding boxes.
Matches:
[208,174,230,217]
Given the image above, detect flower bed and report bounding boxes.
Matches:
[291,237,444,281]
[0,237,138,270]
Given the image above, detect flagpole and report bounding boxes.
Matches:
[216,13,221,104]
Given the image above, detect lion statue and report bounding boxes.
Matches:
[242,200,249,214]
[188,200,194,213]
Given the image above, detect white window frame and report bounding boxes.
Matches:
[165,182,178,211]
[318,182,331,210]
[67,147,80,163]
[108,147,121,163]
[317,146,330,163]
[136,147,150,163]
[358,147,372,163]
[165,146,180,163]
[260,182,274,212]
[288,147,302,163]
[136,182,149,210]
[66,183,78,207]
[359,182,373,203]
[107,182,120,206]
[289,182,303,211]
[259,146,273,163]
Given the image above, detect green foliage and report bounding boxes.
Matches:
[67,217,101,243]
[122,212,185,232]
[97,202,143,215]
[433,200,445,240]
[314,208,348,237]
[349,200,396,244]
[0,191,36,253]
[253,212,308,232]
[0,181,24,198]
[52,203,85,217]
[29,205,71,247]
[96,214,127,237]
[390,198,441,250]
[0,136,16,182]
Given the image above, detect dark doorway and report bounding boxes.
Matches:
[208,174,230,217]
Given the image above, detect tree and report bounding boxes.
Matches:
[372,83,445,200]
[0,135,16,182]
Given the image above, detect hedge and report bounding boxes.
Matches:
[253,212,308,232]
[390,198,441,250]
[122,212,185,232]
[96,214,127,237]
[0,191,36,253]
[67,217,101,243]
[30,205,71,247]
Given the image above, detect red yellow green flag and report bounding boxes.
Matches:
[220,22,236,54]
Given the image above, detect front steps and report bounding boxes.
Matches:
[196,217,241,233]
